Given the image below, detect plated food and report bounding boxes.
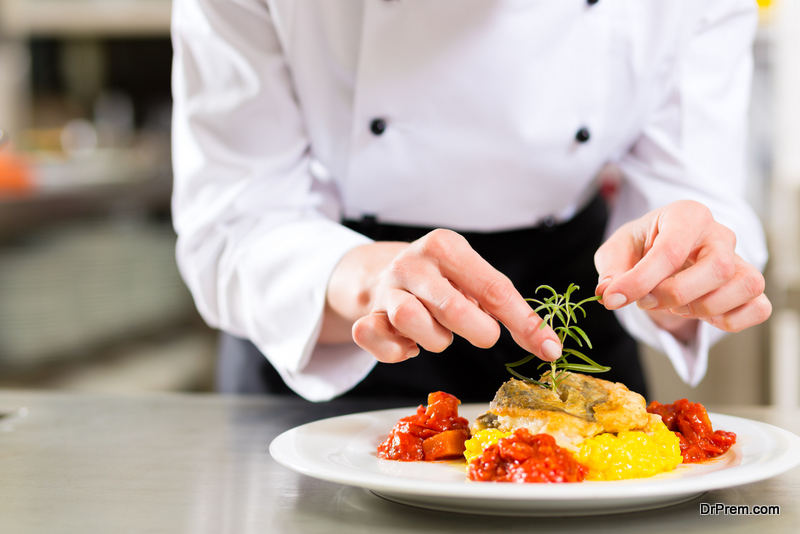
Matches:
[376,283,738,483]
[271,283,796,513]
[270,401,800,515]
[376,373,736,483]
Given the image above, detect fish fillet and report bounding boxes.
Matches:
[472,373,653,451]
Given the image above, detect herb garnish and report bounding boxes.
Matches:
[505,284,610,393]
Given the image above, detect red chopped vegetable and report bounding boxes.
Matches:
[423,429,470,461]
[377,392,470,461]
[647,399,736,463]
[467,428,588,483]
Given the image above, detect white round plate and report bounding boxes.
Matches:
[269,404,800,516]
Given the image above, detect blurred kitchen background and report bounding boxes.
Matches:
[0,0,798,406]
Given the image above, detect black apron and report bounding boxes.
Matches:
[216,194,647,401]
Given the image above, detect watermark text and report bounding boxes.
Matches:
[700,503,780,516]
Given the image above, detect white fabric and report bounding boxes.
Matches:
[171,0,767,401]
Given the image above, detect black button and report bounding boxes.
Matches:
[370,118,387,136]
[575,127,591,143]
[587,0,599,5]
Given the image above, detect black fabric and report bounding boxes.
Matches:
[216,332,294,395]
[216,194,648,402]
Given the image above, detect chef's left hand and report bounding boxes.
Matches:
[593,200,771,342]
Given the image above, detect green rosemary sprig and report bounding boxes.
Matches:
[505,283,610,393]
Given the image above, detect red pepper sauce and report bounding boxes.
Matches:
[647,399,737,463]
[377,391,470,461]
[468,428,588,483]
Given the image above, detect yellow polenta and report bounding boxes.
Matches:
[463,420,681,481]
[464,429,511,464]
[576,419,682,481]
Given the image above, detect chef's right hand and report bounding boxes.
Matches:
[322,229,562,363]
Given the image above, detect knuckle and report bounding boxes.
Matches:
[754,294,773,323]
[436,293,469,321]
[593,240,612,267]
[742,271,766,300]
[660,242,690,273]
[714,314,738,333]
[720,225,737,248]
[518,313,545,343]
[384,257,410,285]
[712,256,736,284]
[351,316,367,339]
[351,317,374,349]
[352,315,417,363]
[418,228,461,258]
[686,302,705,316]
[661,283,686,306]
[685,200,713,221]
[717,296,772,333]
[387,300,417,328]
[480,276,514,310]
[351,315,376,352]
[691,298,717,318]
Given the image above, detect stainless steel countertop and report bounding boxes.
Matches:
[0,390,797,534]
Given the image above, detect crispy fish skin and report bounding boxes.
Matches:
[472,374,651,450]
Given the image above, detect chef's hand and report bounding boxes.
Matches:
[321,229,562,363]
[594,200,771,342]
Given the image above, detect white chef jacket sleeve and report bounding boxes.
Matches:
[609,0,767,386]
[171,0,375,401]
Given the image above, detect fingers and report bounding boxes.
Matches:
[355,228,561,364]
[701,293,772,332]
[412,278,501,349]
[597,208,710,309]
[659,258,771,332]
[383,287,456,352]
[595,200,771,336]
[352,313,420,363]
[594,219,642,305]
[647,255,754,315]
[420,230,561,360]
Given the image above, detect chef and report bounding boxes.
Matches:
[171,0,771,402]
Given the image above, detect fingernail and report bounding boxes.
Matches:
[541,339,562,361]
[604,293,627,310]
[671,305,691,316]
[637,293,658,310]
[406,346,420,358]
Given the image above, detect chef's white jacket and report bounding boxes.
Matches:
[171,0,767,401]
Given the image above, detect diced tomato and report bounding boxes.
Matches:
[377,429,424,461]
[467,429,588,483]
[647,399,736,463]
[377,392,470,462]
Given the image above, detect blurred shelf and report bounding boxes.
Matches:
[0,171,172,241]
[1,132,174,239]
[0,0,172,37]
[0,325,217,393]
[0,217,194,365]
